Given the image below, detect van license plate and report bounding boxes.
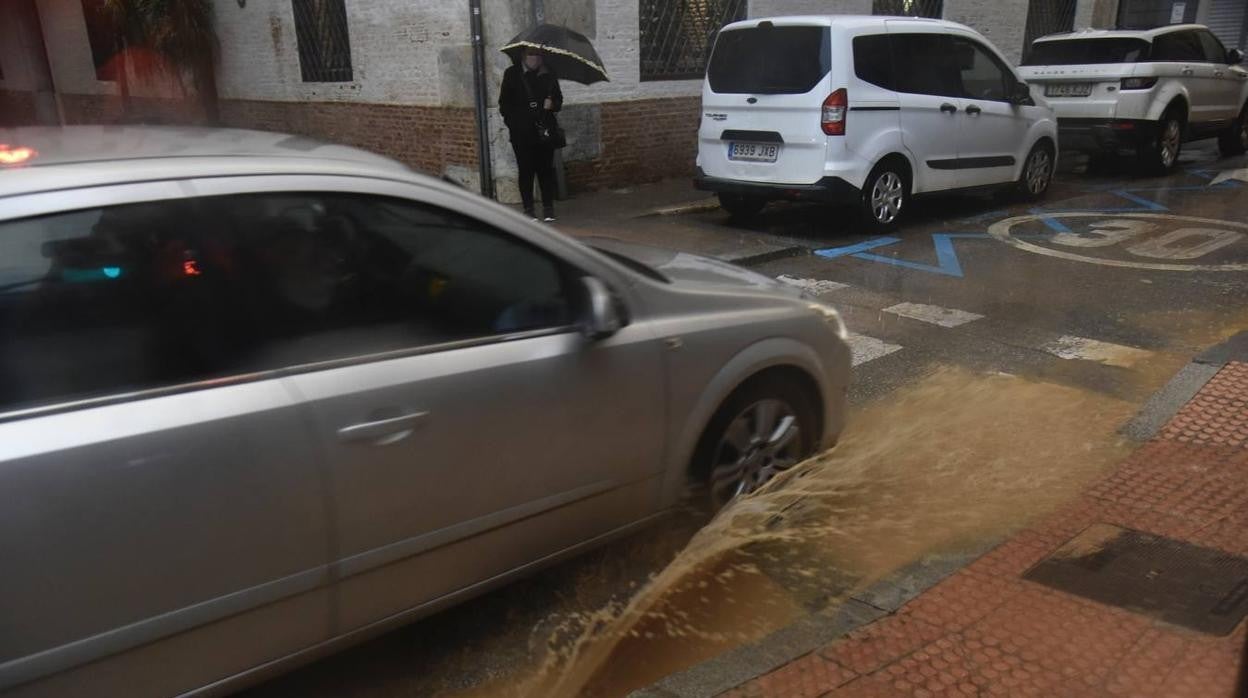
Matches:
[1045,83,1093,98]
[728,142,779,163]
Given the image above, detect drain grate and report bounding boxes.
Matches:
[1023,524,1248,635]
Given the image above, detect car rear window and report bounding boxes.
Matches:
[707,25,831,94]
[1022,38,1151,65]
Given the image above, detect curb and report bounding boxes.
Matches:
[639,198,722,218]
[724,246,809,268]
[631,330,1248,698]
[1122,330,1248,442]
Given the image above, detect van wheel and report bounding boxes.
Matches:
[1015,142,1054,201]
[696,375,817,512]
[718,192,767,219]
[1139,112,1184,174]
[859,162,909,232]
[1218,104,1248,156]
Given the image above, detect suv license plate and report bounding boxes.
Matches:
[728,142,779,163]
[1045,83,1094,98]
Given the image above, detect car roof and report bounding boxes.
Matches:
[0,125,427,200]
[722,14,973,33]
[1032,23,1211,43]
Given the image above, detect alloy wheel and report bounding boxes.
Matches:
[1160,119,1181,168]
[870,171,904,224]
[709,398,802,509]
[1026,148,1052,195]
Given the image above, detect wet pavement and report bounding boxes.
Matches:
[241,144,1248,698]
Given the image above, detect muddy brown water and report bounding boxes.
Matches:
[453,366,1136,698]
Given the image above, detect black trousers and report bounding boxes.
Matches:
[512,140,556,215]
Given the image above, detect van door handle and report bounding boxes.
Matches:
[965,104,982,116]
[338,411,430,445]
[1214,70,1224,77]
[940,103,958,114]
[1182,67,1194,76]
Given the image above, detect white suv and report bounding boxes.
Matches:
[694,16,1058,231]
[1020,25,1248,173]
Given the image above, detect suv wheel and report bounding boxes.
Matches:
[697,375,817,511]
[860,162,909,232]
[1139,112,1184,174]
[718,192,767,220]
[1015,142,1054,201]
[1218,104,1248,157]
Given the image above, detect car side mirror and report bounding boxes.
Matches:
[578,276,623,340]
[1229,48,1244,65]
[1010,81,1034,105]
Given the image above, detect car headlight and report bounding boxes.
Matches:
[807,301,849,340]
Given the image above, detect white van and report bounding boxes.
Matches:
[695,16,1059,230]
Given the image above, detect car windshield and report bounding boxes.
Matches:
[706,25,830,94]
[1023,37,1151,65]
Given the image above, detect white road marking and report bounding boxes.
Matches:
[776,275,849,295]
[847,333,902,367]
[884,302,984,328]
[1042,335,1153,368]
[1210,168,1248,186]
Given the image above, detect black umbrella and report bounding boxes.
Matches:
[501,24,609,85]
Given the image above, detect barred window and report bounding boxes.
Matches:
[292,0,353,83]
[1024,0,1077,50]
[872,0,944,18]
[640,0,747,82]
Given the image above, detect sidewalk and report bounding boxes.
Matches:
[720,356,1248,697]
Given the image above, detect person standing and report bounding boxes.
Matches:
[499,48,563,222]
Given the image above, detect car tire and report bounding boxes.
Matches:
[859,160,910,232]
[1138,111,1184,175]
[694,374,818,512]
[1015,141,1055,201]
[718,192,767,220]
[1217,104,1248,157]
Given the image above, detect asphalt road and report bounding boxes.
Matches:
[241,143,1248,698]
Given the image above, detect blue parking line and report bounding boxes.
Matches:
[814,237,901,259]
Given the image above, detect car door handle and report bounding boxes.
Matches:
[1182,68,1194,76]
[1214,71,1224,77]
[940,103,958,114]
[965,104,982,116]
[338,411,430,445]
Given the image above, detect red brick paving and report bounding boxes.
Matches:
[726,362,1248,698]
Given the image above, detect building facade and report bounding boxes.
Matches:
[4,0,1240,201]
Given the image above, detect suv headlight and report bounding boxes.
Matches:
[806,300,849,340]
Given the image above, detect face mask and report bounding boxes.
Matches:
[524,56,541,71]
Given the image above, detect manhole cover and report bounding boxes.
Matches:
[1023,524,1248,635]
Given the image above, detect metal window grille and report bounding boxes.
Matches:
[639,0,747,82]
[292,0,353,82]
[1024,0,1077,49]
[872,0,944,19]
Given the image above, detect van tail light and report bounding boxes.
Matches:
[1120,76,1158,90]
[822,89,847,136]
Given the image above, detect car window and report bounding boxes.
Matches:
[889,33,961,97]
[1152,30,1206,62]
[1022,38,1151,65]
[0,193,575,413]
[706,25,831,94]
[1196,30,1228,64]
[854,34,895,90]
[953,37,1012,101]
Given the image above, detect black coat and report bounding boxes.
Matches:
[499,65,563,145]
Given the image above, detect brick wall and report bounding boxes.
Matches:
[218,99,478,177]
[57,93,208,124]
[0,90,38,126]
[565,96,701,192]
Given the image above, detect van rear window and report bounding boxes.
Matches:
[1022,38,1151,65]
[707,26,830,94]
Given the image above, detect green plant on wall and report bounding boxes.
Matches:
[101,0,219,121]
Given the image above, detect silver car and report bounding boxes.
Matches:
[0,127,850,697]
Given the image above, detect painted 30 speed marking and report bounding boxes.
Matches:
[988,213,1248,272]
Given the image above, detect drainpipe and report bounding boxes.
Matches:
[469,0,495,198]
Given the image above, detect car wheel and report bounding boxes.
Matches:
[699,376,818,511]
[717,192,767,220]
[1217,104,1248,157]
[1139,112,1184,174]
[1015,142,1055,201]
[859,161,909,232]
